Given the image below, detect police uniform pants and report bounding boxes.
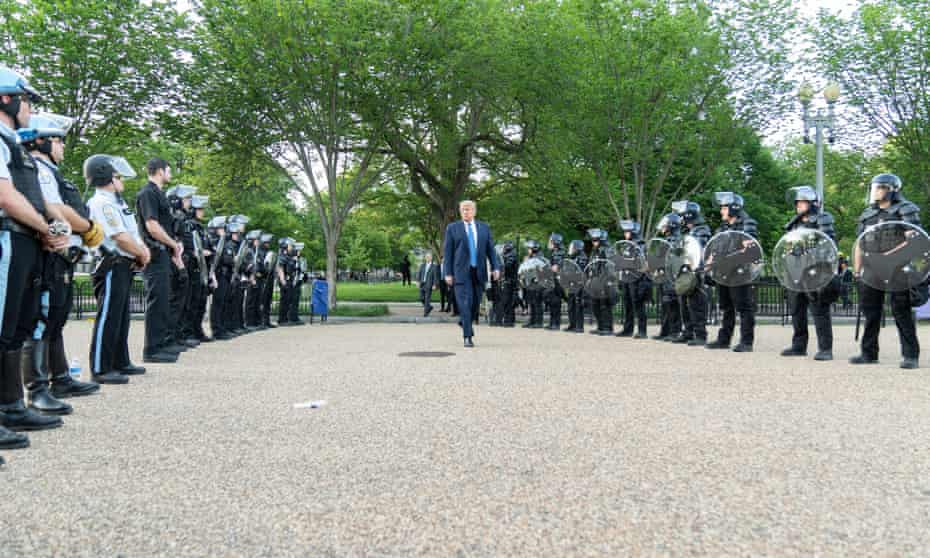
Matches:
[210,272,231,336]
[287,282,301,322]
[715,284,754,345]
[42,254,79,377]
[591,297,613,331]
[223,278,243,329]
[499,283,516,326]
[261,276,274,325]
[278,283,291,323]
[659,297,681,337]
[90,259,132,374]
[169,259,191,342]
[859,284,919,360]
[182,266,203,339]
[0,231,42,405]
[681,287,707,340]
[245,279,263,326]
[788,291,832,352]
[142,248,171,355]
[621,284,648,334]
[547,286,563,327]
[526,290,544,325]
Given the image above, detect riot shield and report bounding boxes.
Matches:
[192,231,208,287]
[585,258,618,299]
[665,235,703,279]
[518,256,554,291]
[610,240,646,284]
[210,234,225,275]
[264,249,278,273]
[854,220,930,292]
[233,240,246,273]
[703,230,764,287]
[646,238,672,283]
[772,228,837,293]
[558,259,585,296]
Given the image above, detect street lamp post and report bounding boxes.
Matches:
[799,81,841,205]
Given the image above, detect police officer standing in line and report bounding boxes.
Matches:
[0,67,70,451]
[850,174,922,369]
[669,201,711,346]
[184,194,213,343]
[258,233,277,329]
[652,213,683,341]
[522,239,545,329]
[563,239,587,333]
[291,242,308,325]
[545,233,565,331]
[136,158,185,362]
[617,220,651,339]
[706,193,759,352]
[207,216,234,341]
[780,186,838,361]
[166,185,197,348]
[276,238,295,325]
[587,228,615,335]
[244,229,263,328]
[19,114,106,416]
[497,240,518,327]
[86,154,154,380]
[223,217,247,335]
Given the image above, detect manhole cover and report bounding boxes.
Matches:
[398,351,456,358]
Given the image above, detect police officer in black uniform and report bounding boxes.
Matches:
[0,66,67,450]
[136,158,186,361]
[185,194,212,343]
[587,228,616,335]
[850,174,922,369]
[545,233,565,330]
[244,229,263,328]
[706,193,758,352]
[497,240,518,327]
[652,213,683,342]
[207,216,234,340]
[223,217,248,335]
[522,239,545,329]
[258,233,277,329]
[780,186,838,361]
[166,185,198,348]
[277,237,296,325]
[669,202,711,346]
[563,239,587,333]
[617,220,651,339]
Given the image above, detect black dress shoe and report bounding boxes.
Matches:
[143,352,178,364]
[214,332,233,340]
[424,306,433,317]
[900,357,919,369]
[183,338,200,348]
[849,354,878,365]
[705,340,729,349]
[780,347,807,357]
[162,343,186,353]
[687,338,706,347]
[28,389,73,416]
[616,330,634,337]
[732,343,753,353]
[634,332,648,339]
[651,335,666,341]
[814,350,833,361]
[670,335,691,344]
[117,364,147,375]
[51,375,100,398]
[0,425,29,450]
[92,371,130,384]
[464,338,475,348]
[197,336,215,343]
[264,323,277,329]
[0,401,63,431]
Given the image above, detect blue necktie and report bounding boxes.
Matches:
[466,223,477,267]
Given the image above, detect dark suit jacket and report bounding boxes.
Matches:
[442,220,500,285]
[417,262,439,291]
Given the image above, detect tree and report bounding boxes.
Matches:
[193,0,405,306]
[813,0,930,200]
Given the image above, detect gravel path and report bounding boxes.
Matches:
[1,320,929,556]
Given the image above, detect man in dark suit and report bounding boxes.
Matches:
[417,252,440,317]
[443,200,500,348]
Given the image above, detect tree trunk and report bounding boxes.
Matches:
[326,236,339,309]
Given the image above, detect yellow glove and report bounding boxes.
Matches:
[81,220,105,248]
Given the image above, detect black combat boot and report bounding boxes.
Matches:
[48,337,100,398]
[0,350,63,431]
[23,340,72,415]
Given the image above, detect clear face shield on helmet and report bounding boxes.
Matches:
[787,186,818,214]
[108,156,137,180]
[869,182,891,204]
[670,201,689,215]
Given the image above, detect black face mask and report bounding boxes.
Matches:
[1,96,23,129]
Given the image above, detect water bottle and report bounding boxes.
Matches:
[69,358,82,380]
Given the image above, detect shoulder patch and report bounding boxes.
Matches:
[102,205,120,228]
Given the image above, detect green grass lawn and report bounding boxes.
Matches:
[335,281,439,303]
[328,304,390,317]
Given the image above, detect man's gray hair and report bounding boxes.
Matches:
[459,199,476,209]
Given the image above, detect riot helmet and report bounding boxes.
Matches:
[656,213,682,236]
[672,200,702,225]
[18,112,73,164]
[525,239,541,255]
[260,233,274,246]
[245,229,262,241]
[548,233,563,249]
[0,65,42,128]
[191,194,209,210]
[786,185,819,215]
[619,219,641,240]
[83,154,137,187]
[568,239,585,257]
[868,173,902,205]
[166,184,197,212]
[714,191,744,219]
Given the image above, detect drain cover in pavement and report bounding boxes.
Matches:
[398,351,456,357]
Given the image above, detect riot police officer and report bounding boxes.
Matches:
[244,229,263,328]
[563,239,588,333]
[19,113,105,414]
[166,185,198,348]
[498,240,518,327]
[186,194,212,342]
[587,228,616,335]
[223,217,248,335]
[669,201,711,346]
[276,237,296,325]
[207,216,233,340]
[780,186,838,361]
[617,220,651,338]
[850,174,922,369]
[0,67,69,448]
[258,233,277,328]
[706,193,758,352]
[652,214,683,341]
[86,154,154,377]
[545,233,566,330]
[522,239,545,328]
[290,242,308,325]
